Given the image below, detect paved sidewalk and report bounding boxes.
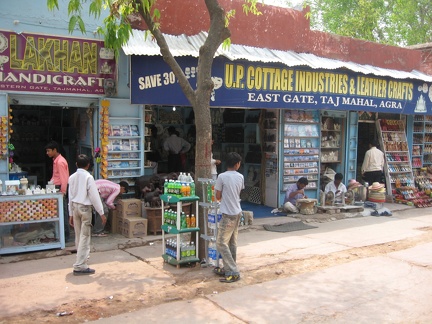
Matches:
[1,203,431,322]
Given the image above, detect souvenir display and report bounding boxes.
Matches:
[376,119,415,196]
[282,110,320,191]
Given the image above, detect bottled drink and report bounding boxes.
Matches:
[211,184,215,202]
[190,242,196,258]
[178,172,184,183]
[181,184,187,197]
[181,212,187,229]
[181,243,187,260]
[186,173,193,183]
[182,242,188,259]
[207,183,212,202]
[190,214,196,228]
[217,207,222,228]
[186,214,191,228]
[208,241,216,265]
[190,180,195,196]
[208,208,216,230]
[164,179,169,194]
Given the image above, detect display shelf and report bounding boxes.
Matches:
[320,114,344,166]
[0,193,65,254]
[104,106,146,192]
[282,110,320,193]
[377,119,415,196]
[161,194,199,268]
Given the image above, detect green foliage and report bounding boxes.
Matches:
[307,0,432,46]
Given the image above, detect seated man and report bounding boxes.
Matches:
[92,180,129,236]
[324,172,347,203]
[282,177,309,213]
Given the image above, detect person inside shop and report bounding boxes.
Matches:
[147,125,162,174]
[68,154,106,276]
[163,126,191,173]
[361,139,384,185]
[45,140,70,242]
[282,177,309,213]
[211,137,221,180]
[324,172,347,203]
[92,179,129,236]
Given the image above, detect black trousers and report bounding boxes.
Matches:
[168,154,181,173]
[364,171,383,185]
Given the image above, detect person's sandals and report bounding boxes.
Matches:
[73,268,95,276]
[92,233,108,237]
[213,267,225,276]
[370,210,379,216]
[219,274,240,283]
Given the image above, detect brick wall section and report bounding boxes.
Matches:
[130,0,430,74]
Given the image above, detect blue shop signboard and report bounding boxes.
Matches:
[131,55,432,115]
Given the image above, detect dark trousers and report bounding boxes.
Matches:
[168,154,181,173]
[56,185,70,241]
[364,171,383,185]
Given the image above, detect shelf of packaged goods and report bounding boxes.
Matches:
[109,117,141,120]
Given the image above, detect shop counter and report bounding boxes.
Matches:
[0,193,65,254]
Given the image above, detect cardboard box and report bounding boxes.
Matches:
[123,217,148,238]
[117,199,142,218]
[110,209,119,234]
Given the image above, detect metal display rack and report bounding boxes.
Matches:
[198,178,222,268]
[160,194,200,268]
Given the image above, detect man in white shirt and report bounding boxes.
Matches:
[163,126,191,172]
[68,154,106,276]
[325,172,347,203]
[361,139,385,185]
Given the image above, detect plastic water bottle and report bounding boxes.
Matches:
[217,207,222,228]
[190,242,196,258]
[181,243,187,260]
[208,241,216,265]
[178,172,184,183]
[208,208,216,231]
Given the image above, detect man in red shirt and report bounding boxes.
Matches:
[92,179,129,235]
[45,141,70,241]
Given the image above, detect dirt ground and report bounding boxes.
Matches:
[3,227,432,323]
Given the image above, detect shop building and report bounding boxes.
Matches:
[124,0,432,208]
[0,2,141,254]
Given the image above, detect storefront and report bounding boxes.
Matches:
[0,30,116,253]
[126,37,432,208]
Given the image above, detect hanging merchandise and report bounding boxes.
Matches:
[99,99,110,179]
[0,115,8,159]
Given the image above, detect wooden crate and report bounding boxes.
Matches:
[143,206,167,235]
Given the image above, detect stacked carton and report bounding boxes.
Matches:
[114,199,147,238]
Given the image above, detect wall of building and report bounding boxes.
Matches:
[130,0,425,74]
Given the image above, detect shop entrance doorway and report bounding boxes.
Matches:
[9,105,81,187]
[357,121,378,182]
